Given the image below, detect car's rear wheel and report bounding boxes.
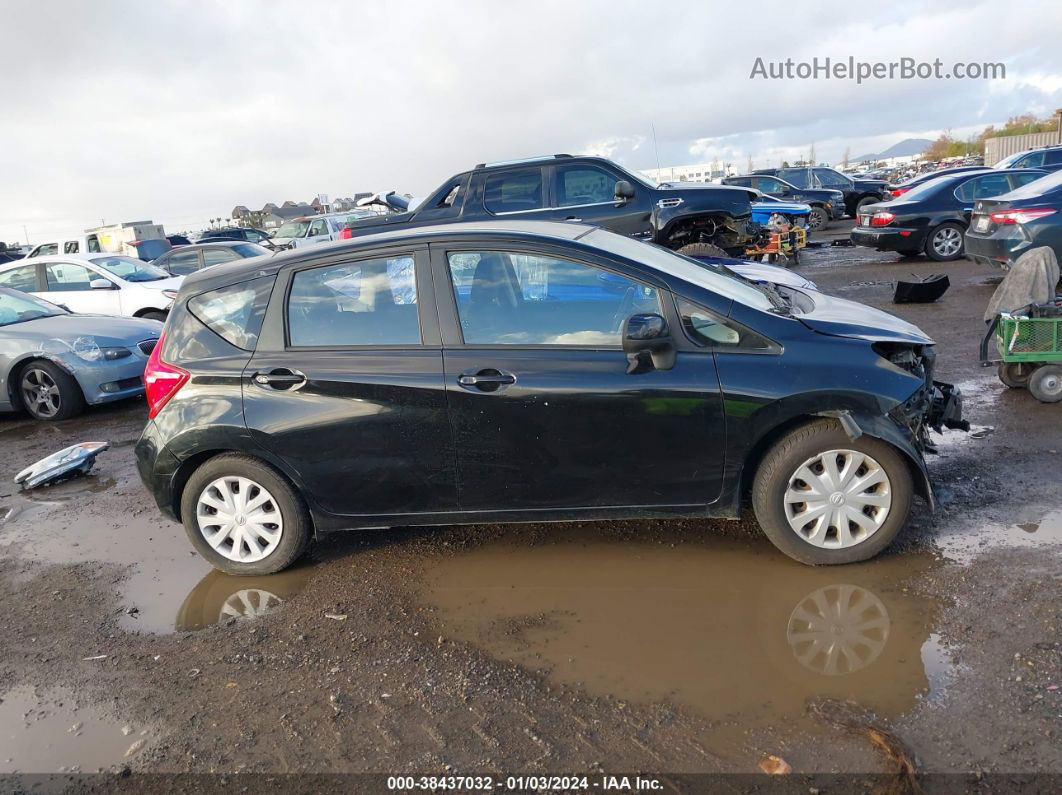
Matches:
[752,420,913,565]
[676,242,728,258]
[925,222,965,262]
[1029,365,1062,403]
[998,362,1034,389]
[854,196,877,214]
[808,206,830,231]
[181,454,311,575]
[19,361,85,421]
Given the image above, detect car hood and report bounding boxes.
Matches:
[130,275,183,292]
[5,313,163,346]
[797,290,933,344]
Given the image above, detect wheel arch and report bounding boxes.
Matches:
[6,355,83,411]
[169,447,319,536]
[740,412,934,510]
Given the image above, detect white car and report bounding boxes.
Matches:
[0,254,183,320]
[269,210,385,249]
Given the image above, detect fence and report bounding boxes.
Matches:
[984,131,1061,165]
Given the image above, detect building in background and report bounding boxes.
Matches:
[640,162,733,183]
[231,193,374,229]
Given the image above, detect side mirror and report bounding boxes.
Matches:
[622,313,675,373]
[778,186,792,196]
[89,278,114,290]
[614,180,636,204]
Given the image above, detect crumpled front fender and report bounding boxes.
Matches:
[817,409,936,511]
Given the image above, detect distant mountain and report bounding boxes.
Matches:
[850,138,932,163]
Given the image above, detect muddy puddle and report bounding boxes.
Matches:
[0,685,148,773]
[0,470,314,634]
[424,530,952,736]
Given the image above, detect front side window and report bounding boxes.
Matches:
[36,244,58,256]
[447,250,661,345]
[555,165,617,207]
[1017,151,1046,168]
[45,262,97,291]
[813,168,851,189]
[1010,172,1046,189]
[287,255,419,347]
[64,241,79,253]
[483,168,544,214]
[778,169,810,188]
[0,264,38,291]
[308,219,329,237]
[754,177,785,195]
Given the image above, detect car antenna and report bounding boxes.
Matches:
[651,122,662,172]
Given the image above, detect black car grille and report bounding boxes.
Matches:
[138,339,158,356]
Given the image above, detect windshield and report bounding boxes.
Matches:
[0,288,67,326]
[274,220,311,238]
[994,151,1027,169]
[90,256,170,283]
[584,229,774,311]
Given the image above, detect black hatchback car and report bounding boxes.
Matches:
[135,221,963,575]
[850,169,1047,261]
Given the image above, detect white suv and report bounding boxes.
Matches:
[0,254,183,320]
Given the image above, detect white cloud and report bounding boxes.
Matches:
[1,0,1060,242]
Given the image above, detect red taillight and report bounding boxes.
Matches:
[890,188,909,198]
[338,227,353,240]
[870,211,896,227]
[989,208,1057,225]
[144,331,189,419]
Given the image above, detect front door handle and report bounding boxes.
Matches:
[253,368,307,390]
[457,368,516,392]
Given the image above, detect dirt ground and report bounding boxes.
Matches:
[1,223,1061,791]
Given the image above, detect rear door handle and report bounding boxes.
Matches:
[253,368,307,390]
[457,369,516,391]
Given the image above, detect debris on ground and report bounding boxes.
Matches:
[14,442,110,489]
[758,754,791,775]
[894,274,950,304]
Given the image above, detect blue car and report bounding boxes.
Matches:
[0,288,162,420]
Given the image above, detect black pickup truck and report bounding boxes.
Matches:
[753,166,889,217]
[343,155,759,256]
[721,174,844,230]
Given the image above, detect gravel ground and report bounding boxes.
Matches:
[0,224,1060,790]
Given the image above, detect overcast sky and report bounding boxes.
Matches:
[3,0,1062,241]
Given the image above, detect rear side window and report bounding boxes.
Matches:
[166,250,201,276]
[483,168,544,214]
[0,264,37,290]
[203,248,238,267]
[287,255,419,347]
[233,243,268,257]
[188,276,274,350]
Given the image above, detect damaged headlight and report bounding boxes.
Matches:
[872,342,930,384]
[71,337,132,362]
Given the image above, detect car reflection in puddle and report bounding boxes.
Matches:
[425,531,948,733]
[174,566,314,632]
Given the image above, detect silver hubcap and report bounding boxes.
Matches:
[784,449,892,548]
[932,226,962,257]
[1039,372,1062,396]
[810,210,825,229]
[196,476,283,563]
[21,368,60,418]
[787,584,891,675]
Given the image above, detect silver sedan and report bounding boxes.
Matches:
[0,288,162,420]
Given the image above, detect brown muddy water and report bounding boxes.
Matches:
[0,685,149,773]
[424,531,952,736]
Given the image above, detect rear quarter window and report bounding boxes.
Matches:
[187,276,274,350]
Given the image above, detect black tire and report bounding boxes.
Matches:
[676,242,729,258]
[1029,365,1062,403]
[924,222,965,262]
[180,454,312,575]
[18,360,85,421]
[854,196,878,214]
[998,362,1034,389]
[808,206,830,231]
[751,419,914,565]
[140,310,168,322]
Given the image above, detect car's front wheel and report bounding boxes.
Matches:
[181,454,311,575]
[19,360,85,421]
[752,420,913,565]
[808,206,830,231]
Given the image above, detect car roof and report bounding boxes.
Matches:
[0,253,125,268]
[179,220,597,291]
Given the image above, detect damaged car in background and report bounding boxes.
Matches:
[0,287,161,420]
[136,220,966,574]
